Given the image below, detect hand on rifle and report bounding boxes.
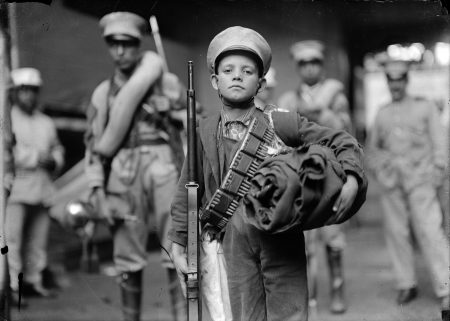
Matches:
[171,242,188,298]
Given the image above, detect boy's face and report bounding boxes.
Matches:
[211,53,265,105]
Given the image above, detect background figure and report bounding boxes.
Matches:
[84,12,185,321]
[254,66,277,108]
[366,60,449,314]
[278,40,352,314]
[6,68,64,305]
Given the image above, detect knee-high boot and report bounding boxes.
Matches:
[326,246,347,314]
[120,270,143,321]
[167,268,187,321]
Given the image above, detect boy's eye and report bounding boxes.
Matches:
[223,68,232,74]
[243,69,253,75]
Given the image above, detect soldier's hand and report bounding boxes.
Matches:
[92,188,115,225]
[38,155,57,172]
[171,242,188,298]
[326,174,358,225]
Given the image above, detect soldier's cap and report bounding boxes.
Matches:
[290,40,325,62]
[99,12,147,41]
[207,26,272,76]
[265,67,277,88]
[383,59,410,80]
[11,68,42,87]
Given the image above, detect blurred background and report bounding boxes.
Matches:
[0,1,449,320]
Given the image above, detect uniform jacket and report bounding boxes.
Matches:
[9,106,64,205]
[278,78,351,131]
[84,65,184,189]
[169,108,367,246]
[367,96,447,191]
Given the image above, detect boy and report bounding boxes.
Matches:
[170,26,367,321]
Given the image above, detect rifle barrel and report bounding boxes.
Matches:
[187,61,197,182]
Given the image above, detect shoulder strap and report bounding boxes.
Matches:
[271,111,302,147]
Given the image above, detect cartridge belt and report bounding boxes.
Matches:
[200,117,275,230]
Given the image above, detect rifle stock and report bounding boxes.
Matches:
[186,61,201,320]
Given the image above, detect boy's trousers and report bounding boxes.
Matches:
[223,211,309,321]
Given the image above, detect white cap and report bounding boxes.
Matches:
[290,40,325,62]
[11,68,42,87]
[99,12,147,40]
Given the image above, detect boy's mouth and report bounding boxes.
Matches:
[229,85,245,89]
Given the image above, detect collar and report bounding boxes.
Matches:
[221,104,256,126]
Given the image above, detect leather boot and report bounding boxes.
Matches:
[120,270,143,321]
[326,246,347,314]
[167,268,187,321]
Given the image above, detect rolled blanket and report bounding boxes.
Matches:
[94,51,164,158]
[243,144,349,233]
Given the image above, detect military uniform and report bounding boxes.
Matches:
[84,12,185,321]
[278,40,351,313]
[170,27,367,321]
[7,68,65,298]
[367,60,449,306]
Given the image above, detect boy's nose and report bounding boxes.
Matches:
[232,71,242,80]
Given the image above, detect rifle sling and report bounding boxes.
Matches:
[186,182,200,319]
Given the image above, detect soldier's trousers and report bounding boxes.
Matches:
[6,203,50,290]
[305,224,346,256]
[107,145,178,273]
[380,183,450,297]
[222,211,309,321]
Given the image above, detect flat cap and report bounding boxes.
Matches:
[99,12,147,40]
[11,68,42,87]
[207,26,272,75]
[383,59,410,80]
[290,40,325,62]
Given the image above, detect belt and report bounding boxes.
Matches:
[200,117,275,230]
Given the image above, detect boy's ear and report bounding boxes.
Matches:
[257,77,267,94]
[210,74,219,90]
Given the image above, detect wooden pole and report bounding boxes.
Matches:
[0,3,12,318]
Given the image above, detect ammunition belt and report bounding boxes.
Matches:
[200,117,275,230]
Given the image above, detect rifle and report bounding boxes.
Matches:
[185,61,201,320]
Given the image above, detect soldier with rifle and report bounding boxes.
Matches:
[84,11,186,321]
[170,26,367,321]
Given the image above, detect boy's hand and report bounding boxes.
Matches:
[326,174,359,225]
[171,242,188,298]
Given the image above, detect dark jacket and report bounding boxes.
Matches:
[169,108,367,246]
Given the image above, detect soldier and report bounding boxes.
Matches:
[6,68,64,303]
[367,60,449,314]
[84,12,186,321]
[278,40,352,313]
[170,26,367,321]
